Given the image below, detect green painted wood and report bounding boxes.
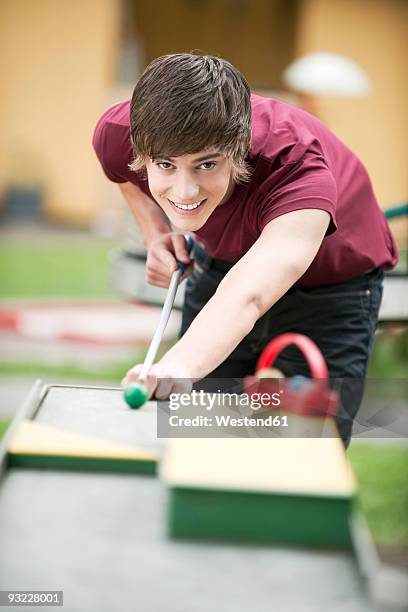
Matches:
[8,452,157,475]
[168,487,353,548]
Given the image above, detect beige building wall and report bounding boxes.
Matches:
[297,0,408,212]
[1,0,406,232]
[0,0,120,225]
[134,0,298,89]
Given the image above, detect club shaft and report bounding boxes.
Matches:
[140,268,182,380]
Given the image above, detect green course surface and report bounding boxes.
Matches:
[348,443,408,548]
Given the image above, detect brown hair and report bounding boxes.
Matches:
[129,53,252,183]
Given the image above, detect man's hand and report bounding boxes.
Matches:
[121,362,193,399]
[146,233,194,288]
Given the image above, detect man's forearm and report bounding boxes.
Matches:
[160,286,261,380]
[158,219,320,379]
[119,181,171,246]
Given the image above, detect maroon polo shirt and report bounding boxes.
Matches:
[93,94,398,287]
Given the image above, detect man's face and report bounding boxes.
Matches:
[145,150,234,231]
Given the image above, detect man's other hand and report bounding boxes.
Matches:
[146,233,194,288]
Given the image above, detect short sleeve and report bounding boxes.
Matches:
[92,109,133,184]
[257,146,338,236]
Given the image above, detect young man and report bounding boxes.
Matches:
[93,53,397,447]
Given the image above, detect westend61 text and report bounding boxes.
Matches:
[168,390,281,411]
[169,414,289,427]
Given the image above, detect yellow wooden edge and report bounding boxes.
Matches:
[161,437,357,497]
[8,419,157,462]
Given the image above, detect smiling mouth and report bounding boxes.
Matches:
[168,199,206,212]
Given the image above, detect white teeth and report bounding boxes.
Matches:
[170,200,204,211]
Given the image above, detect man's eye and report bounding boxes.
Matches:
[157,162,173,170]
[199,162,216,170]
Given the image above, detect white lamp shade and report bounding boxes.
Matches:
[282,52,372,97]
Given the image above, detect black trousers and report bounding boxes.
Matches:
[180,244,384,448]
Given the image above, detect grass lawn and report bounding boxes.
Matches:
[348,443,408,549]
[368,327,408,378]
[0,353,147,384]
[0,239,116,299]
[0,420,9,440]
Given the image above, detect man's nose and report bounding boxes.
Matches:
[173,172,199,201]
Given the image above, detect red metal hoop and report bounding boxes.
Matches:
[256,333,328,379]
